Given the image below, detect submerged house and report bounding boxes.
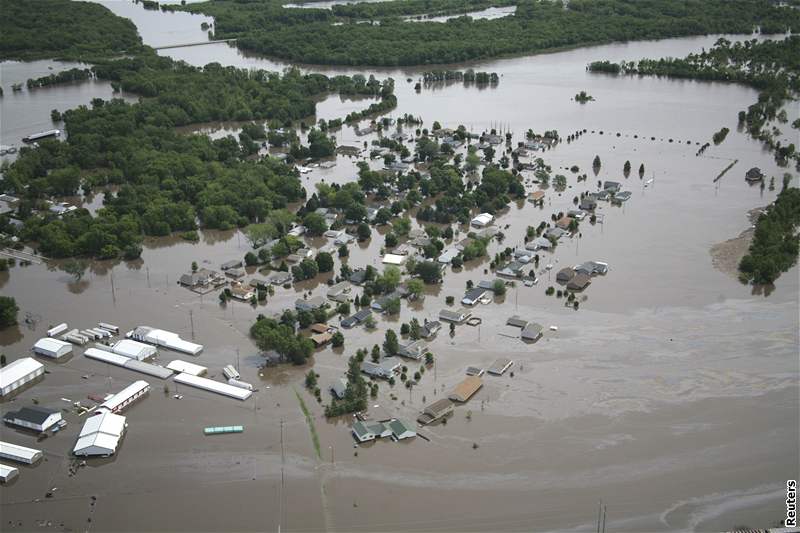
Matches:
[566,272,592,291]
[461,288,487,306]
[341,308,372,329]
[295,296,327,312]
[745,167,764,182]
[448,376,483,403]
[439,309,471,324]
[397,340,427,360]
[417,398,454,425]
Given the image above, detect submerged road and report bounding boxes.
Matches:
[153,39,237,50]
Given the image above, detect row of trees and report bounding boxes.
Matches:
[181,0,800,66]
[738,183,800,285]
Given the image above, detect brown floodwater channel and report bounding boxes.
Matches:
[1,2,798,531]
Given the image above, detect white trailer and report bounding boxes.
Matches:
[222,365,240,380]
[47,323,68,337]
[173,373,252,400]
[227,378,254,391]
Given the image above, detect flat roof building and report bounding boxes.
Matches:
[108,339,157,361]
[0,358,45,397]
[471,213,494,228]
[521,322,544,342]
[173,373,253,401]
[166,360,207,376]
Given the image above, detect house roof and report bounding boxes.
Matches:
[423,398,453,417]
[439,309,468,322]
[487,358,513,375]
[462,287,487,302]
[567,272,592,290]
[388,419,416,438]
[556,267,575,282]
[521,322,544,340]
[506,316,528,328]
[448,376,483,402]
[310,323,329,334]
[310,332,333,346]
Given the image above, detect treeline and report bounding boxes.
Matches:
[588,37,799,165]
[0,0,143,61]
[422,70,499,85]
[739,184,800,285]
[26,68,93,89]
[180,0,800,66]
[0,54,396,259]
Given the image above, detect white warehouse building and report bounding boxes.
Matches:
[0,358,45,396]
[73,411,127,457]
[107,339,156,361]
[99,380,150,414]
[0,441,43,464]
[32,338,73,359]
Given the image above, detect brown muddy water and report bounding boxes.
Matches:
[1,2,798,531]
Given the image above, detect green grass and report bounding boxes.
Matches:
[295,388,321,459]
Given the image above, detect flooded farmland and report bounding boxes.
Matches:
[1,1,798,531]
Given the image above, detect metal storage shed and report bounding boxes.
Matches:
[32,338,73,359]
[0,358,45,396]
[0,463,19,483]
[0,441,43,464]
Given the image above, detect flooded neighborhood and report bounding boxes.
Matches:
[1,1,798,532]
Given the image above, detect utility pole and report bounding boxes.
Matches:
[602,504,607,533]
[146,266,150,288]
[236,348,240,371]
[189,309,195,340]
[279,418,284,533]
[596,500,602,533]
[110,271,116,304]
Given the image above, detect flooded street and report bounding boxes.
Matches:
[1,1,798,531]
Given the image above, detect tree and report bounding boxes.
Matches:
[315,252,334,273]
[383,329,399,356]
[592,155,601,169]
[62,259,88,281]
[297,310,313,329]
[409,318,421,340]
[424,351,434,365]
[305,370,318,390]
[384,297,401,315]
[384,232,398,248]
[331,331,344,347]
[406,278,424,299]
[244,252,258,266]
[383,265,401,290]
[623,160,631,176]
[415,261,442,284]
[371,344,381,362]
[357,223,371,241]
[0,297,19,328]
[639,163,645,178]
[338,244,349,258]
[492,279,506,296]
[303,212,327,236]
[191,261,198,272]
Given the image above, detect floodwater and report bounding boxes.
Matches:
[0,2,798,531]
[405,5,517,23]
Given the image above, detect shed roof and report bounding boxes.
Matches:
[3,406,59,425]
